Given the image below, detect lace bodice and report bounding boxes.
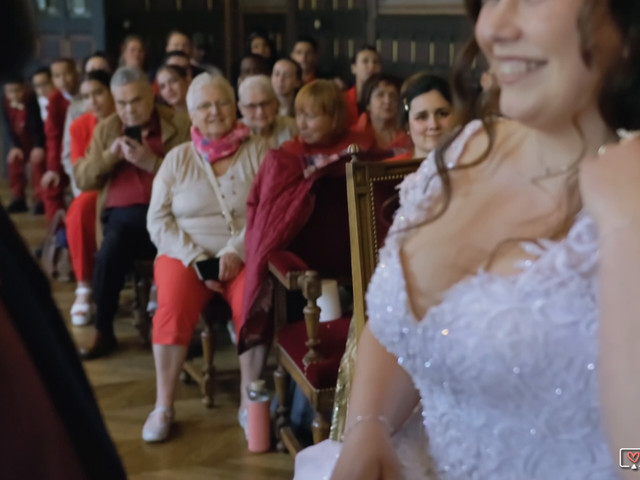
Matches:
[366,120,617,479]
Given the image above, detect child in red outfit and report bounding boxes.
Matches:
[2,74,46,213]
[41,58,79,222]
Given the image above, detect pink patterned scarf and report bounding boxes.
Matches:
[191,122,251,164]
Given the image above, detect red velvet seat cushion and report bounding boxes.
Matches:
[277,315,351,389]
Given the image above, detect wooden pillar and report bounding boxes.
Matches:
[366,0,377,45]
[285,0,297,54]
[223,0,241,78]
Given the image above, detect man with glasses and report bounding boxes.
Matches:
[73,66,190,359]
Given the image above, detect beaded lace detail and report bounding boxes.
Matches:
[367,120,616,479]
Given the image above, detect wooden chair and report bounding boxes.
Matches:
[329,156,422,440]
[132,259,154,348]
[271,156,355,455]
[134,258,228,408]
[181,298,231,408]
[346,157,423,336]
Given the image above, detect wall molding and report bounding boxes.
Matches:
[378,1,464,15]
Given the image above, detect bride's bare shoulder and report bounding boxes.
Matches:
[457,118,528,169]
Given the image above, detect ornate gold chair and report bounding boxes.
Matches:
[329,156,422,440]
[271,156,354,455]
[271,150,422,455]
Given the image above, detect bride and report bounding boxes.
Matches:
[294,0,640,478]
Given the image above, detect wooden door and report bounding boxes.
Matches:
[104,0,227,77]
[293,0,368,80]
[33,0,105,69]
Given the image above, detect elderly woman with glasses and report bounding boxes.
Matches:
[238,74,297,149]
[143,73,267,443]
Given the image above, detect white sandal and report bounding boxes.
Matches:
[70,286,93,326]
[142,406,174,443]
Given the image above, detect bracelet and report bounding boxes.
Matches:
[341,415,393,441]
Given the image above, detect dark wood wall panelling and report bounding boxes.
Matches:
[276,0,472,82]
[375,15,472,79]
[105,0,226,76]
[242,14,288,59]
[30,1,475,84]
[240,0,288,62]
[293,0,367,79]
[32,0,103,69]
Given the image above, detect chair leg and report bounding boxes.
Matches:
[135,274,151,348]
[273,363,290,453]
[201,319,216,408]
[311,411,330,444]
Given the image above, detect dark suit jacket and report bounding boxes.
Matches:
[1,93,45,151]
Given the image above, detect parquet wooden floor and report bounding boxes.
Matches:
[3,185,294,480]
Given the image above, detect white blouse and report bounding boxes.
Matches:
[147,136,266,266]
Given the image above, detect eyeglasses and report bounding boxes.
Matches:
[240,99,274,112]
[195,99,232,112]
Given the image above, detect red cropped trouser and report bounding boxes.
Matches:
[152,255,246,347]
[7,151,45,202]
[65,192,97,283]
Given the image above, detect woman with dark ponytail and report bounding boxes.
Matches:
[295,1,640,479]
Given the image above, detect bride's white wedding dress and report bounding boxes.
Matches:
[294,120,617,480]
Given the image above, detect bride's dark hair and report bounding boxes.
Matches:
[427,0,640,227]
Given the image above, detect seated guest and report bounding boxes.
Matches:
[165,29,204,77]
[119,35,146,69]
[395,72,455,160]
[165,50,194,84]
[191,33,223,77]
[156,65,189,112]
[247,31,275,67]
[82,51,112,75]
[166,30,191,56]
[143,73,267,442]
[344,46,381,126]
[353,73,411,154]
[73,67,190,359]
[237,54,271,89]
[2,74,46,213]
[66,70,115,326]
[41,57,80,221]
[238,75,297,149]
[271,57,302,117]
[291,36,319,85]
[31,66,55,122]
[240,79,375,399]
[63,53,115,197]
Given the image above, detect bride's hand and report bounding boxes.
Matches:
[330,423,402,480]
[580,135,640,235]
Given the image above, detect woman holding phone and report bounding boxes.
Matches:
[144,73,267,443]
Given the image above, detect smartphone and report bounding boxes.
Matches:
[123,125,143,143]
[194,257,220,281]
